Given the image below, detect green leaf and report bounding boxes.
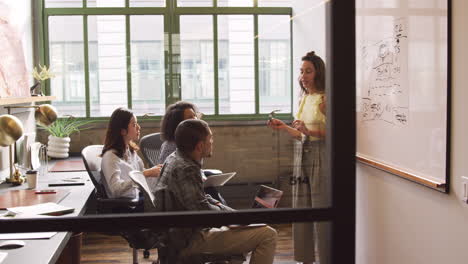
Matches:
[37,117,95,137]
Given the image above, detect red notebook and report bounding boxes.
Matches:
[49,160,86,172]
[0,189,70,209]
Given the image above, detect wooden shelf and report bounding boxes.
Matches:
[0,96,56,106]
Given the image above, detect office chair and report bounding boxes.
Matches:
[81,145,141,213]
[139,132,222,176]
[129,170,246,264]
[140,132,164,167]
[81,145,157,264]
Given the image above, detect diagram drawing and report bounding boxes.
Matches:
[359,17,409,126]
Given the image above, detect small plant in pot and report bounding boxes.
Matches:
[31,64,55,96]
[38,116,94,158]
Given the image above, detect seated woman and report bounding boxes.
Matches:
[157,101,199,164]
[158,101,227,205]
[101,107,162,205]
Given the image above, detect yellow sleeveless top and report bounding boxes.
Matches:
[295,93,326,141]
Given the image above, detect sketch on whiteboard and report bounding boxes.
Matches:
[359,18,408,126]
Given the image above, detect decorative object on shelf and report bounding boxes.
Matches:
[30,64,55,96]
[2,104,58,185]
[37,116,94,159]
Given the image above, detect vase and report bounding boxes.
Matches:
[47,135,70,158]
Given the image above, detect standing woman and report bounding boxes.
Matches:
[101,107,161,205]
[267,51,328,264]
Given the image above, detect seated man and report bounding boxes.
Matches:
[153,119,277,264]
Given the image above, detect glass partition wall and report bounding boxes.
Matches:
[1,1,356,264]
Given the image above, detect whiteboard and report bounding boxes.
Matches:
[355,1,449,190]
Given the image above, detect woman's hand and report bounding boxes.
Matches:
[267,118,287,130]
[144,164,163,177]
[292,120,308,134]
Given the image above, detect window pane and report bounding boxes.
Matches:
[258,0,292,7]
[177,0,212,7]
[218,15,254,114]
[130,0,165,7]
[359,0,398,8]
[88,16,127,117]
[218,0,253,7]
[45,0,82,8]
[130,16,165,116]
[180,16,214,115]
[408,0,438,8]
[258,15,291,114]
[87,0,124,7]
[48,16,86,117]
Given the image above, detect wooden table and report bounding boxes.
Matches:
[0,162,94,264]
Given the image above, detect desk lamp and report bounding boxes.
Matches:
[1,104,57,185]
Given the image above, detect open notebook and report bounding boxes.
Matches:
[128,171,156,208]
[203,172,236,187]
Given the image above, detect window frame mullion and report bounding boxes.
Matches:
[83,15,91,118]
[126,14,132,109]
[254,14,260,114]
[213,14,219,115]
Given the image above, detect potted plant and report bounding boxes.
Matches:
[38,116,93,158]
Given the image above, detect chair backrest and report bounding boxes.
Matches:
[81,145,105,196]
[140,132,163,167]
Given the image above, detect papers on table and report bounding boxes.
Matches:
[5,202,74,217]
[0,252,7,263]
[203,172,236,187]
[0,232,57,240]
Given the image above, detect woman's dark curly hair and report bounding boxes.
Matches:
[160,101,198,141]
[299,51,326,95]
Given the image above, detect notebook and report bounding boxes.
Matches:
[203,172,236,187]
[6,202,75,216]
[128,171,156,208]
[251,185,284,209]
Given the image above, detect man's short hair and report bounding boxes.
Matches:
[175,119,210,153]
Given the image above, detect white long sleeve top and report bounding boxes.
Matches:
[100,148,144,199]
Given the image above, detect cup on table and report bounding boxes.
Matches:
[26,170,38,189]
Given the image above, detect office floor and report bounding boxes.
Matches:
[81,223,295,264]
